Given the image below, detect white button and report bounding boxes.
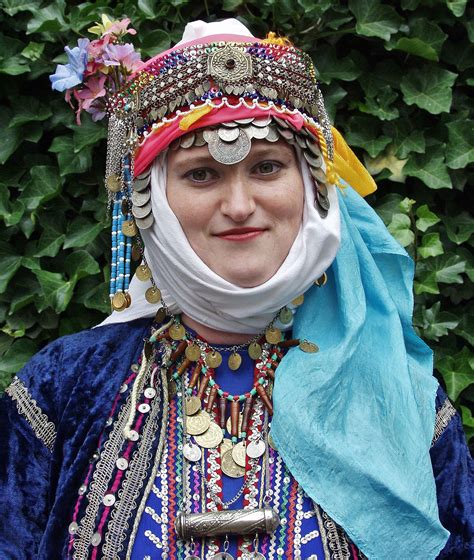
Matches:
[119,384,128,393]
[116,457,129,470]
[128,430,139,441]
[91,532,102,546]
[78,485,87,495]
[138,403,150,413]
[144,387,156,399]
[68,521,78,535]
[102,494,116,507]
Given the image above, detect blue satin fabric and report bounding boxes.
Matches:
[271,185,451,559]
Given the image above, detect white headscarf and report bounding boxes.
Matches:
[100,151,340,332]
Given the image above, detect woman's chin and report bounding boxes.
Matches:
[212,263,277,288]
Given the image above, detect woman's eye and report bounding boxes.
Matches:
[186,168,215,182]
[256,161,281,175]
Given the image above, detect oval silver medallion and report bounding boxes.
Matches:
[247,439,266,459]
[183,442,202,462]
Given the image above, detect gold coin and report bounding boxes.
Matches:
[112,292,127,311]
[231,441,247,468]
[279,307,293,324]
[131,244,141,261]
[122,220,137,237]
[106,173,122,192]
[221,448,245,478]
[248,342,262,360]
[228,352,242,371]
[185,395,201,416]
[186,410,211,435]
[205,350,222,369]
[265,327,282,345]
[145,286,161,304]
[291,294,305,306]
[124,292,131,307]
[268,432,277,450]
[136,264,151,281]
[315,272,328,287]
[169,323,185,341]
[220,438,233,458]
[299,340,319,353]
[226,413,243,436]
[154,307,167,323]
[194,421,223,449]
[185,343,201,362]
[121,199,129,216]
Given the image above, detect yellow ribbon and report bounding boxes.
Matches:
[179,104,214,131]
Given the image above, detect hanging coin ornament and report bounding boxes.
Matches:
[122,220,137,237]
[185,395,201,416]
[194,421,224,449]
[228,352,242,371]
[145,286,161,304]
[186,556,200,560]
[121,199,129,215]
[211,553,233,560]
[299,340,319,353]
[226,413,243,436]
[218,126,240,142]
[291,294,305,306]
[207,129,251,165]
[315,272,328,287]
[132,202,152,219]
[183,442,202,462]
[248,342,262,360]
[186,410,211,436]
[247,553,265,560]
[265,327,281,345]
[279,307,293,324]
[220,438,233,458]
[185,343,201,362]
[169,323,186,340]
[154,307,167,323]
[231,441,247,467]
[205,350,223,369]
[135,213,154,230]
[124,292,131,307]
[131,244,141,261]
[131,189,151,207]
[221,448,245,478]
[247,439,266,459]
[112,292,128,311]
[136,264,152,281]
[106,173,122,192]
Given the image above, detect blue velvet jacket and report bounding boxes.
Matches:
[0,318,472,559]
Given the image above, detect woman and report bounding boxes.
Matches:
[1,19,472,560]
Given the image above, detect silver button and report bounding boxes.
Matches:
[144,387,156,399]
[131,363,139,372]
[89,451,100,463]
[138,403,150,414]
[78,484,87,495]
[127,430,139,441]
[116,457,129,470]
[119,383,128,393]
[102,494,116,507]
[68,521,78,535]
[105,417,113,427]
[91,532,102,546]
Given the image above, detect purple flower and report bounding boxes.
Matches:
[103,43,141,73]
[49,38,90,92]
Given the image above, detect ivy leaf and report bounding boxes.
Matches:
[418,233,444,259]
[26,1,67,34]
[9,97,52,127]
[1,0,41,16]
[0,255,22,293]
[137,0,157,17]
[387,213,414,247]
[415,254,466,294]
[75,277,110,314]
[314,45,363,83]
[64,250,100,281]
[33,230,66,258]
[33,270,75,313]
[63,217,105,249]
[69,117,107,152]
[446,0,467,17]
[349,0,403,41]
[21,41,45,61]
[404,145,452,189]
[415,205,440,232]
[387,19,447,61]
[445,120,474,169]
[400,66,457,114]
[460,406,474,443]
[140,29,171,58]
[414,270,439,295]
[0,338,38,375]
[0,109,23,164]
[365,149,407,182]
[19,166,62,211]
[374,193,403,226]
[444,214,474,245]
[355,86,399,120]
[454,310,474,346]
[0,34,30,75]
[417,301,459,341]
[384,121,425,159]
[344,115,390,158]
[437,347,473,401]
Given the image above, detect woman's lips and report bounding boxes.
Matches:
[215,227,266,241]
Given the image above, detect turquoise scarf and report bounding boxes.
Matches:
[272,185,450,559]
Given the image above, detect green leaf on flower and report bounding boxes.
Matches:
[437,347,473,401]
[445,120,474,169]
[416,301,459,341]
[400,66,457,114]
[418,233,444,259]
[63,217,105,249]
[348,0,403,41]
[403,145,452,189]
[388,213,415,247]
[415,205,440,232]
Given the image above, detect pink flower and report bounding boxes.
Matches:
[75,75,107,110]
[103,18,137,38]
[103,43,141,73]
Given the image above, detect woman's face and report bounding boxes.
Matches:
[167,138,304,288]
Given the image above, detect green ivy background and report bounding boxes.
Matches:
[0,0,472,446]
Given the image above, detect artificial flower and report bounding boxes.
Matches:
[50,38,89,92]
[88,15,136,38]
[103,43,141,73]
[75,75,107,110]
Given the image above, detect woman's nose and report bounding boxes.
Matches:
[220,178,256,223]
